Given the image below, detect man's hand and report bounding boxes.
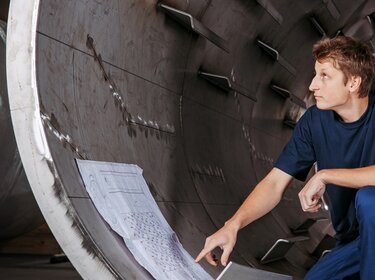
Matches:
[195,222,238,267]
[298,171,326,212]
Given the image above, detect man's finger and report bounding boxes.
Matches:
[301,194,317,210]
[205,252,219,266]
[195,250,218,266]
[195,249,209,263]
[220,246,232,266]
[305,203,321,213]
[195,243,216,263]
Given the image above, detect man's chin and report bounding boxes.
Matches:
[316,102,330,110]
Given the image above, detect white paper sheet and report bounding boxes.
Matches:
[76,159,213,280]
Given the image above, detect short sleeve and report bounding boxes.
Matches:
[274,109,316,181]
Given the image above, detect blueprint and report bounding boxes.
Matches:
[76,159,213,280]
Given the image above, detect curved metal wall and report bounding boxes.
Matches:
[5,0,375,279]
[0,19,43,240]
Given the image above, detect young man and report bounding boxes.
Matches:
[195,36,375,279]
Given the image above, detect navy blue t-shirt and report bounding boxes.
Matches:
[275,92,375,244]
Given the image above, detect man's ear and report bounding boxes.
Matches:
[348,76,362,93]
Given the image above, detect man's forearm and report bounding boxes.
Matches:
[320,165,375,189]
[225,168,292,231]
[225,185,282,231]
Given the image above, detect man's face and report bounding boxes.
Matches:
[309,60,351,111]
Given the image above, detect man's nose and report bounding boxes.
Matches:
[309,76,319,92]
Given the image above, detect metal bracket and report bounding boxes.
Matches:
[270,84,306,109]
[289,94,307,109]
[312,234,336,259]
[283,119,297,129]
[256,39,296,76]
[198,71,257,102]
[260,236,309,264]
[256,39,279,60]
[256,0,283,25]
[158,3,229,53]
[310,16,326,37]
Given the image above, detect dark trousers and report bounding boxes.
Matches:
[305,187,375,280]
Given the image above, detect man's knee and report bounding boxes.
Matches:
[355,187,375,221]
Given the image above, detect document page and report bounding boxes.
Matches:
[76,159,213,280]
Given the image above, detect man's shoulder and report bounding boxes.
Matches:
[306,104,326,115]
[303,104,332,120]
[300,105,322,122]
[296,105,331,132]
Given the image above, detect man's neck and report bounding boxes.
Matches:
[335,95,369,123]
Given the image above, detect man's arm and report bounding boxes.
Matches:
[195,168,293,266]
[299,166,375,212]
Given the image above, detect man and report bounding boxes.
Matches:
[195,36,375,279]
